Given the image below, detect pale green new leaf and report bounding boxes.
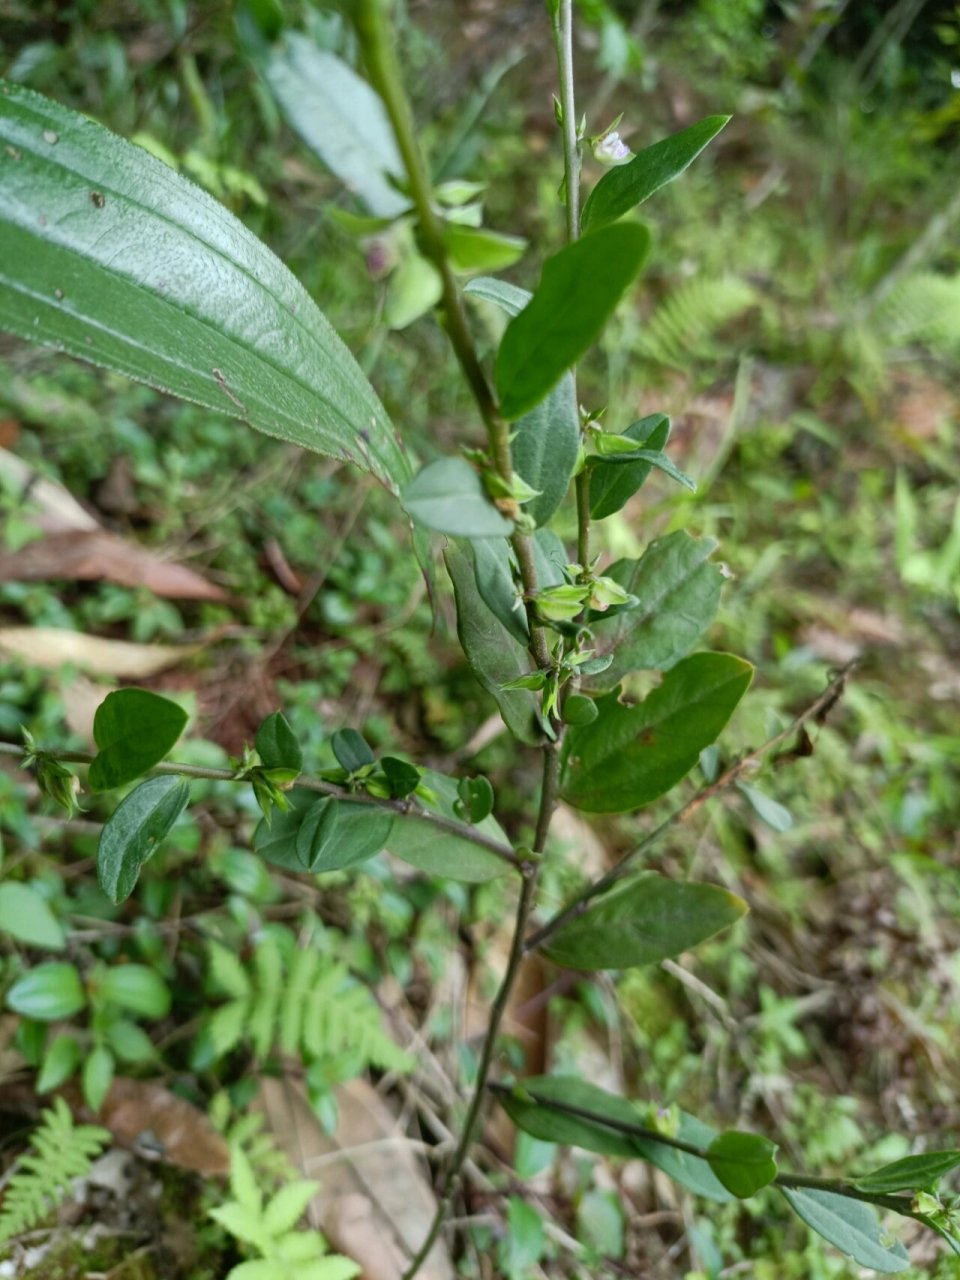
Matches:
[0,882,65,950]
[0,81,409,493]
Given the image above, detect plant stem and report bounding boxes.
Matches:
[553,0,581,243]
[401,746,559,1278]
[523,661,857,952]
[354,0,549,669]
[0,740,522,871]
[485,1084,928,1223]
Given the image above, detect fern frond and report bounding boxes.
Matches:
[878,271,960,356]
[0,1099,109,1244]
[637,276,755,369]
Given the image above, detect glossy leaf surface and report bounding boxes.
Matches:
[561,653,752,812]
[97,775,191,903]
[401,458,512,537]
[592,532,724,682]
[540,872,746,969]
[781,1188,910,1273]
[582,115,731,233]
[0,82,409,493]
[88,688,187,791]
[707,1131,779,1198]
[445,541,541,745]
[494,223,650,420]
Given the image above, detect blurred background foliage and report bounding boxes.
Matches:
[0,0,958,1276]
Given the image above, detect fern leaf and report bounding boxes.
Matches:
[638,276,755,369]
[879,271,960,355]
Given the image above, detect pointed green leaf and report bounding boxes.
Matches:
[494,223,651,420]
[99,964,170,1019]
[5,961,86,1020]
[262,1179,321,1236]
[402,457,513,538]
[591,532,725,682]
[738,782,793,833]
[781,1188,910,1273]
[246,31,407,217]
[540,872,746,969]
[561,653,752,812]
[296,798,341,870]
[444,224,526,273]
[0,81,409,493]
[589,413,670,519]
[97,775,191,904]
[472,536,529,644]
[256,711,303,774]
[83,1044,115,1112]
[380,756,422,800]
[444,540,541,745]
[854,1151,960,1194]
[106,1019,156,1063]
[707,1131,779,1198]
[299,798,394,873]
[88,689,187,791]
[36,1033,82,1092]
[582,115,731,233]
[330,728,375,773]
[0,882,65,950]
[387,769,510,882]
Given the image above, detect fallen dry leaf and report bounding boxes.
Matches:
[90,1078,229,1176]
[257,1076,453,1280]
[61,675,115,743]
[0,446,99,533]
[0,530,228,601]
[0,628,200,677]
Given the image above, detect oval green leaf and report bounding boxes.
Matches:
[97,774,191,904]
[312,801,394,872]
[471,537,529,645]
[0,882,65,951]
[707,1131,779,1198]
[5,961,86,1021]
[256,711,303,774]
[88,689,188,792]
[37,1033,82,1092]
[401,457,513,538]
[581,115,731,234]
[591,531,724,683]
[387,769,511,883]
[781,1187,910,1273]
[561,652,753,813]
[540,872,746,970]
[0,81,409,494]
[330,728,375,774]
[494,223,651,421]
[98,964,171,1019]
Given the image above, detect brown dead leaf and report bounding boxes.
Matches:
[92,1079,229,1176]
[0,628,200,677]
[62,675,115,743]
[0,530,228,601]
[0,419,19,449]
[257,1076,453,1280]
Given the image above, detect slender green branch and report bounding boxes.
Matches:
[401,746,560,1278]
[575,469,591,569]
[553,0,581,243]
[523,661,857,952]
[485,1084,928,1223]
[0,740,523,871]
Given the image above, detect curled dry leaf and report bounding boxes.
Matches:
[0,628,200,677]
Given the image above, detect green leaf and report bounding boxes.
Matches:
[540,872,746,969]
[561,653,753,812]
[246,31,407,217]
[256,712,303,774]
[737,782,793,833]
[472,537,529,645]
[97,775,191,904]
[636,1112,736,1203]
[208,999,250,1058]
[588,413,670,519]
[781,1188,910,1273]
[387,769,511,883]
[88,689,187,791]
[301,799,394,873]
[444,224,526,273]
[511,370,580,526]
[0,81,409,494]
[561,693,598,726]
[707,1131,779,1198]
[591,532,724,682]
[854,1151,960,1194]
[262,1180,321,1236]
[5,961,86,1020]
[83,1044,115,1112]
[455,776,495,824]
[402,458,512,538]
[380,756,422,800]
[444,541,541,745]
[581,115,731,233]
[590,441,695,492]
[296,796,340,869]
[577,1190,624,1259]
[464,275,579,525]
[98,964,170,1019]
[106,1019,156,1063]
[330,729,375,774]
[253,788,314,870]
[383,252,443,330]
[494,223,651,420]
[208,940,252,1000]
[36,1033,81,1092]
[0,882,65,950]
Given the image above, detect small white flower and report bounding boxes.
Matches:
[593,130,632,166]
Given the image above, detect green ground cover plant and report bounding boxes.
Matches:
[1,2,958,1277]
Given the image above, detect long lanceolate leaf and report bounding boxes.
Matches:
[0,81,409,493]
